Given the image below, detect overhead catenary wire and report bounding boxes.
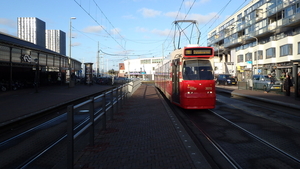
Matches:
[73,0,250,61]
[74,0,172,61]
[158,0,186,54]
[199,0,250,46]
[73,0,126,51]
[100,50,154,57]
[183,0,197,21]
[92,0,126,41]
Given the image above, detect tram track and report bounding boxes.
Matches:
[187,108,300,169]
[162,95,236,169]
[167,91,300,169]
[209,108,300,164]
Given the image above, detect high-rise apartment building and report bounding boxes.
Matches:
[46,30,66,55]
[17,17,46,48]
[208,0,300,82]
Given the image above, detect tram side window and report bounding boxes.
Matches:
[183,60,213,80]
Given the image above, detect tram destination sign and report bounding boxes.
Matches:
[184,48,213,56]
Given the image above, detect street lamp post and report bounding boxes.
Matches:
[247,35,258,90]
[253,37,258,75]
[248,35,258,74]
[69,17,76,87]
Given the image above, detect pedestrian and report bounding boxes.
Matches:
[283,73,293,96]
[264,74,275,93]
[57,76,61,85]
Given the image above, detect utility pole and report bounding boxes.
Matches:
[69,17,76,87]
[97,42,100,77]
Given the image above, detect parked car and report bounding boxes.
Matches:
[215,74,237,85]
[96,77,110,85]
[252,74,282,90]
[114,77,131,84]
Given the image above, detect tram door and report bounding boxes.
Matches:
[172,59,180,103]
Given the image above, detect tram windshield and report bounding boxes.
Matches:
[183,60,213,80]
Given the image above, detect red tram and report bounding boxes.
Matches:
[155,45,215,109]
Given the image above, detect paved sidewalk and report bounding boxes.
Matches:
[74,84,211,169]
[2,82,299,168]
[0,84,114,126]
[216,85,300,110]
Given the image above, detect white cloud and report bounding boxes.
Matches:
[0,18,15,28]
[164,11,217,25]
[164,11,185,19]
[111,28,121,35]
[199,0,211,4]
[0,28,9,34]
[184,1,195,8]
[151,28,173,36]
[83,25,104,33]
[184,0,211,8]
[72,42,81,47]
[122,15,136,19]
[138,8,161,18]
[135,27,148,33]
[189,13,218,24]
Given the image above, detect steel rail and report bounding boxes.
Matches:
[189,111,241,169]
[209,109,300,164]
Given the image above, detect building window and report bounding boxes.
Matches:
[141,59,151,64]
[285,5,296,17]
[152,59,162,64]
[237,54,244,63]
[280,44,292,57]
[266,48,275,59]
[298,42,300,54]
[0,45,10,62]
[257,50,263,60]
[237,13,242,20]
[297,3,300,13]
[245,53,252,61]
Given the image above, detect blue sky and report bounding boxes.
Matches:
[0,0,251,70]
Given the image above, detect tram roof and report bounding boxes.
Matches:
[173,20,197,24]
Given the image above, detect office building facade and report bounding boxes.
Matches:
[208,0,300,82]
[17,17,46,48]
[122,57,163,80]
[46,30,66,55]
